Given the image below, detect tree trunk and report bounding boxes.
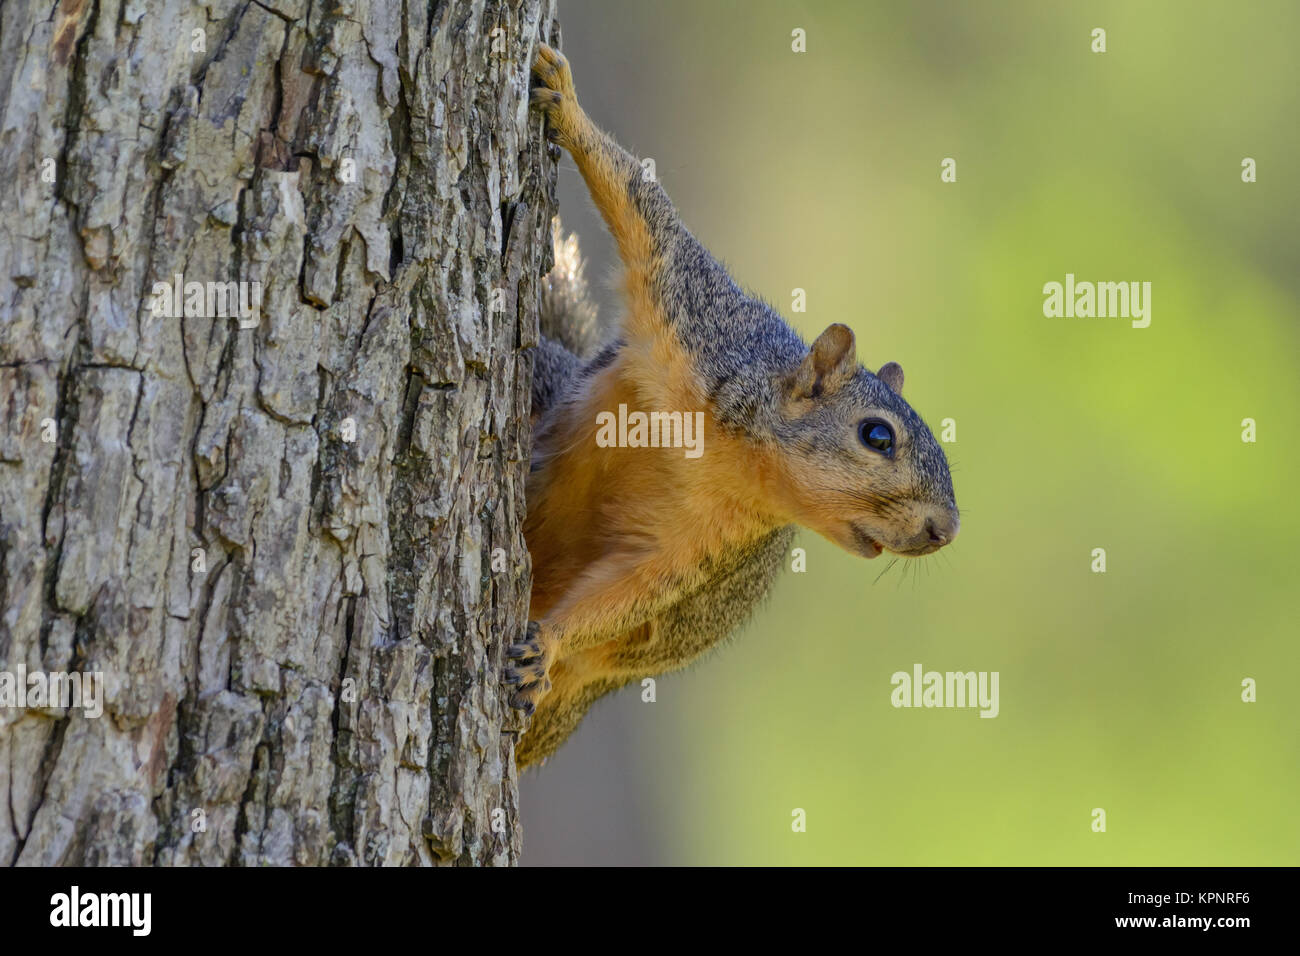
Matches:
[0,0,556,866]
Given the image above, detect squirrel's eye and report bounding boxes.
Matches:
[859,419,895,457]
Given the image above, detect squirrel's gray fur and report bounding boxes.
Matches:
[532,219,612,417]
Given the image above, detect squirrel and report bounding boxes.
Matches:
[509,44,960,768]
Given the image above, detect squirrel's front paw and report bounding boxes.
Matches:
[529,43,578,145]
[504,621,555,717]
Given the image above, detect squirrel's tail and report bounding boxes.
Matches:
[539,217,601,358]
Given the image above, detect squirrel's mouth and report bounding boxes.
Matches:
[850,525,884,559]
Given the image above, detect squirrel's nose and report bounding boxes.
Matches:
[925,512,960,546]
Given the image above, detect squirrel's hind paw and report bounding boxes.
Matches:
[504,621,554,717]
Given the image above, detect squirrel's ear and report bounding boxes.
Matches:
[790,324,857,400]
[877,361,904,394]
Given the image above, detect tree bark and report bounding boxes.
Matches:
[0,0,556,866]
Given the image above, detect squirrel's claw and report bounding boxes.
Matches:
[505,631,541,659]
[529,87,563,110]
[504,659,547,682]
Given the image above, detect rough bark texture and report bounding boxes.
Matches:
[0,0,557,866]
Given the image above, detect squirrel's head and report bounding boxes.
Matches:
[768,323,959,560]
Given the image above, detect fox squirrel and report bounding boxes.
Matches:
[510,44,959,767]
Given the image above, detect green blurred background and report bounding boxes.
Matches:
[520,0,1300,865]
